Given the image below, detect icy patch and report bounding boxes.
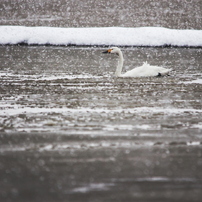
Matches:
[0,26,202,47]
[0,72,100,81]
[1,140,201,153]
[113,177,200,183]
[187,141,201,146]
[1,106,202,116]
[191,123,202,129]
[52,157,116,163]
[103,124,158,131]
[183,79,202,84]
[70,183,114,193]
[36,74,101,81]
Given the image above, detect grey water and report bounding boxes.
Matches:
[1,0,202,201]
[0,46,202,202]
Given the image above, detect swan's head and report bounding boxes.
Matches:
[102,47,121,55]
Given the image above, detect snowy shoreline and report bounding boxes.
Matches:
[0,26,202,47]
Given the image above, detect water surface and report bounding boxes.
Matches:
[0,46,202,202]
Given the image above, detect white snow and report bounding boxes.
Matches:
[0,26,202,47]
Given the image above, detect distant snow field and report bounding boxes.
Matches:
[0,26,202,47]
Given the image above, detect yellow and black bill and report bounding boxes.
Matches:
[102,49,112,54]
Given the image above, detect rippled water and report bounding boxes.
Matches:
[1,46,202,136]
[0,46,202,201]
[1,0,202,200]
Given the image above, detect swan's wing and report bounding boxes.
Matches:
[122,63,172,77]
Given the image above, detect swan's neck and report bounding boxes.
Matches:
[115,50,124,77]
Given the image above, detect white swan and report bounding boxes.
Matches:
[103,47,172,77]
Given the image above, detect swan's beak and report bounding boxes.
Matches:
[102,49,112,54]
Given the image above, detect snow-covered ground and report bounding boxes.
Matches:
[0,26,202,47]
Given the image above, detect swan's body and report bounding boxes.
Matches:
[103,47,172,77]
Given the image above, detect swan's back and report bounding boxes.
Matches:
[122,62,172,77]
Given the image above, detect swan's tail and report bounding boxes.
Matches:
[143,61,172,76]
[143,61,149,66]
[160,68,173,76]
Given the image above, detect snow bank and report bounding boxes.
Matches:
[0,26,202,47]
